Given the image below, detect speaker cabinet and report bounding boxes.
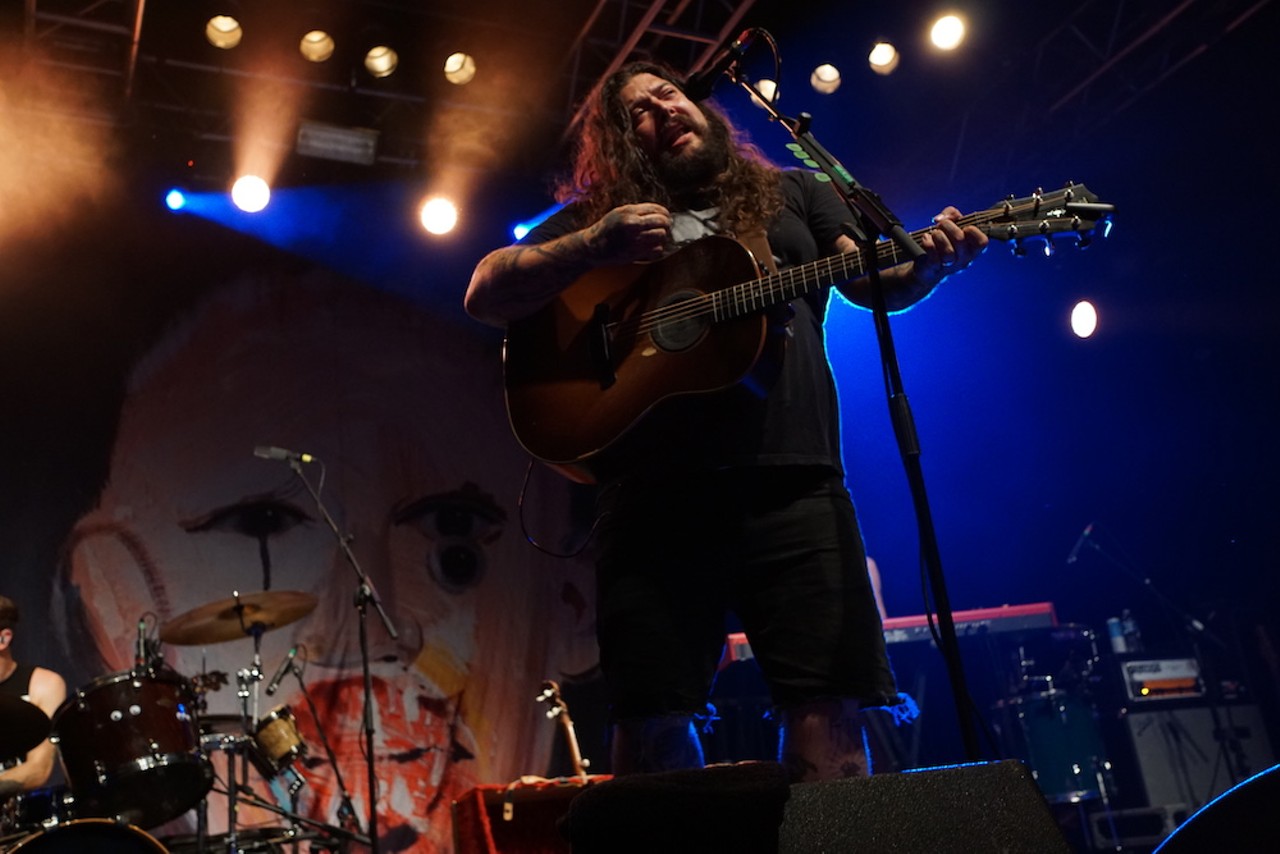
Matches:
[1124,703,1275,809]
[779,760,1070,853]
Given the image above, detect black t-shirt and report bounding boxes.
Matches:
[523,169,863,479]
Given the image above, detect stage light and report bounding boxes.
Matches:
[364,44,398,78]
[300,30,335,63]
[165,189,187,211]
[1071,300,1099,338]
[419,196,458,235]
[749,78,778,109]
[205,15,243,50]
[810,64,841,94]
[512,203,566,241]
[444,52,477,85]
[231,174,271,213]
[930,15,966,51]
[869,42,899,75]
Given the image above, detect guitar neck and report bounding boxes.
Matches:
[715,221,959,322]
[712,185,1110,322]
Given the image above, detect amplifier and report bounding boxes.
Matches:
[1120,657,1204,702]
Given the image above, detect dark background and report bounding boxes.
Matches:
[3,0,1279,775]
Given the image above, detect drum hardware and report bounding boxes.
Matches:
[1006,624,1101,697]
[0,785,75,841]
[156,586,318,851]
[179,640,366,852]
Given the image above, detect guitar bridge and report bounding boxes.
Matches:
[589,302,616,390]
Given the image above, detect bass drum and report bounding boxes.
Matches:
[7,818,168,852]
[994,689,1108,803]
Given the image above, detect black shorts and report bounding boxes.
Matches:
[594,465,898,720]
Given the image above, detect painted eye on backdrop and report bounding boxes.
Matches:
[182,497,313,538]
[394,483,505,594]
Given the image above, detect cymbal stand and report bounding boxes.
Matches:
[285,660,363,835]
[227,595,269,854]
[285,455,396,854]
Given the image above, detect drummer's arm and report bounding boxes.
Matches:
[0,668,67,791]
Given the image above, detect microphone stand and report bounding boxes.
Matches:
[285,658,364,837]
[287,457,396,854]
[731,72,981,760]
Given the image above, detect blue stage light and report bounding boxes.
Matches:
[165,189,187,211]
[511,202,565,241]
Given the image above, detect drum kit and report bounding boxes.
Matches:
[990,623,1115,806]
[0,590,368,853]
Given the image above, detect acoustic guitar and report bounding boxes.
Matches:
[504,183,1114,483]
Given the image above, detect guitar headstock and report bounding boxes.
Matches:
[537,679,568,721]
[979,182,1115,256]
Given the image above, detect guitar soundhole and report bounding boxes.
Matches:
[649,289,708,352]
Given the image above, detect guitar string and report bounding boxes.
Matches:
[609,207,1003,340]
[602,198,1065,344]
[604,204,1013,343]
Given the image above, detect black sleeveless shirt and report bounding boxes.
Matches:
[0,663,35,699]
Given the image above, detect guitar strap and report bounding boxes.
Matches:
[736,229,779,276]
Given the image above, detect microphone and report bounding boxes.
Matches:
[1066,522,1094,564]
[135,618,147,668]
[254,445,316,464]
[265,647,298,696]
[682,29,756,102]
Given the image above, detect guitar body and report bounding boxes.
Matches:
[504,237,768,482]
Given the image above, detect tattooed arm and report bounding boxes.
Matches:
[464,203,673,327]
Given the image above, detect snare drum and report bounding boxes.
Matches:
[52,668,212,829]
[250,705,308,778]
[7,818,167,852]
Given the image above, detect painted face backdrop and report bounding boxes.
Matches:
[53,269,596,850]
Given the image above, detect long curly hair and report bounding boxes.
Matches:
[555,61,784,238]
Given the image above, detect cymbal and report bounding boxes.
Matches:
[160,591,318,646]
[0,694,51,759]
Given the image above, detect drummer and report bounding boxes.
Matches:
[0,595,67,797]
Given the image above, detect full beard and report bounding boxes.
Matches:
[654,122,731,203]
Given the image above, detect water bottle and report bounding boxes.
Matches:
[1106,617,1128,654]
[1121,609,1143,653]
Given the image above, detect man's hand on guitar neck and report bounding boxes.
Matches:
[833,206,988,312]
[465,203,673,327]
